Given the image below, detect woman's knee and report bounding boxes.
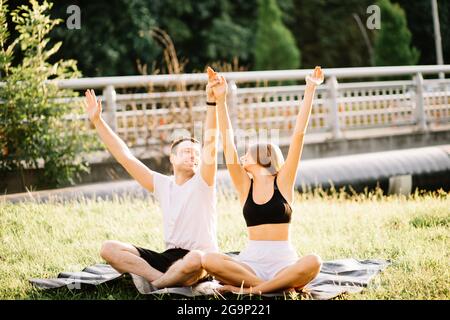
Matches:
[303,254,322,275]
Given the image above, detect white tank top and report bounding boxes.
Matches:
[152,171,218,253]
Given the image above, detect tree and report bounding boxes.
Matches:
[253,0,300,70]
[132,0,255,73]
[394,0,449,65]
[5,0,309,75]
[0,0,14,79]
[48,0,257,76]
[48,0,162,77]
[204,14,252,66]
[374,0,419,66]
[0,0,95,190]
[286,0,375,69]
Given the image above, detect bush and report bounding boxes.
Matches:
[0,0,95,190]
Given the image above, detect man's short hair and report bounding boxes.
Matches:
[170,137,200,154]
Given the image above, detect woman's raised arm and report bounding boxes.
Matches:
[213,74,251,203]
[278,67,324,192]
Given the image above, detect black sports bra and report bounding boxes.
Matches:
[243,176,292,227]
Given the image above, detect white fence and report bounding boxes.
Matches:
[57,65,450,152]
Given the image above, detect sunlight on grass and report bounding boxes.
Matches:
[0,188,449,300]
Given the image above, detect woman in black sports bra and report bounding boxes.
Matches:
[201,67,324,294]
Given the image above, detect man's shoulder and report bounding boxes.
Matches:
[153,172,173,189]
[192,170,215,190]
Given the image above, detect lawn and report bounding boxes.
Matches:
[0,188,449,300]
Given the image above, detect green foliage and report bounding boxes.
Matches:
[204,14,252,64]
[0,0,95,189]
[46,0,298,75]
[4,0,442,75]
[393,0,449,65]
[374,0,419,66]
[50,0,162,76]
[286,0,376,69]
[409,214,449,229]
[0,0,15,77]
[253,0,300,70]
[48,0,256,76]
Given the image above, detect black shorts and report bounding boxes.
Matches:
[134,246,189,273]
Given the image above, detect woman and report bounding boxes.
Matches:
[202,66,325,294]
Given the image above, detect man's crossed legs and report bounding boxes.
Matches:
[100,240,206,289]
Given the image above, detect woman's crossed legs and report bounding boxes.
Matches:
[202,252,322,294]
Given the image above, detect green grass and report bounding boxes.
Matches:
[0,188,449,300]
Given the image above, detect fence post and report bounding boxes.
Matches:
[327,75,343,139]
[414,73,428,132]
[227,80,239,143]
[102,85,117,132]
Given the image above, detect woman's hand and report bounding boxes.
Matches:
[206,66,228,103]
[306,66,324,86]
[84,89,102,125]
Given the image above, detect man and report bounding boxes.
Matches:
[83,67,221,289]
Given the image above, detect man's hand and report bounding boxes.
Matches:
[200,67,220,187]
[84,89,102,124]
[83,88,155,192]
[206,67,217,102]
[206,66,222,102]
[306,66,324,86]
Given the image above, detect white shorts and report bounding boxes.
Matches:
[236,240,299,281]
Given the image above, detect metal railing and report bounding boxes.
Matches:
[24,65,450,155]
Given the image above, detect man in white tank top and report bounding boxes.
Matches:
[83,67,221,289]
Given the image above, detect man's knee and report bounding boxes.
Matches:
[180,250,204,275]
[201,252,222,273]
[100,240,126,262]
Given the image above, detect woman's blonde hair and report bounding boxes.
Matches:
[248,143,285,175]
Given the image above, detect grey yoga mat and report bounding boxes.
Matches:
[30,256,390,300]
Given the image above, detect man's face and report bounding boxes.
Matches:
[170,140,201,173]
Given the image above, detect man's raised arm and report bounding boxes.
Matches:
[200,67,220,186]
[84,89,155,192]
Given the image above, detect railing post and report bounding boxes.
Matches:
[227,80,239,143]
[414,73,428,132]
[327,75,343,139]
[102,85,117,132]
